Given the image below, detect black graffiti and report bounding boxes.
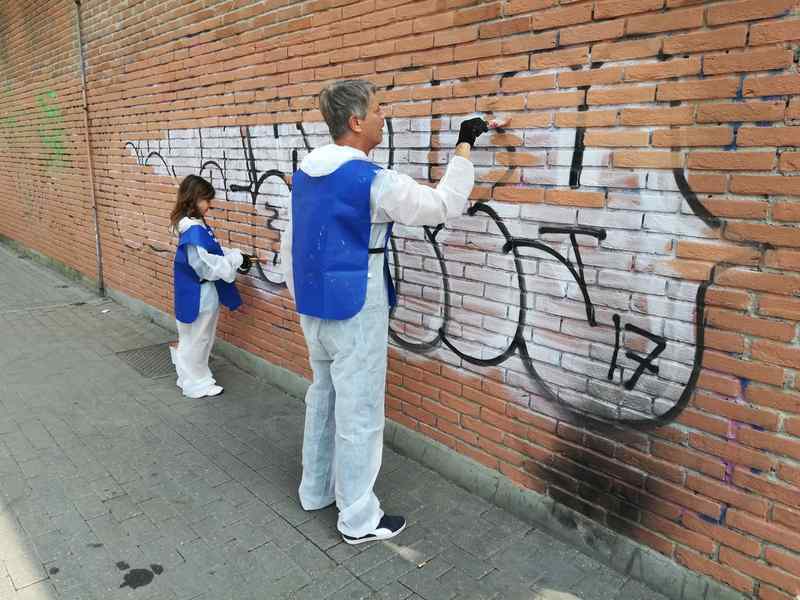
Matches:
[123,77,722,429]
[620,323,667,391]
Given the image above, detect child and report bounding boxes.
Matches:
[170,175,259,398]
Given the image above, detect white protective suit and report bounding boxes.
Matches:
[281,144,475,538]
[172,217,243,398]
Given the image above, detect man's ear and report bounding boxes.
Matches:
[348,114,362,134]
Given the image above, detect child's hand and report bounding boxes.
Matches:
[258,256,269,264]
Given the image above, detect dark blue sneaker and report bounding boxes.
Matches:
[342,515,406,545]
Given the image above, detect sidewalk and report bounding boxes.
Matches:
[0,243,669,600]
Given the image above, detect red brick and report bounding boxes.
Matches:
[595,0,664,19]
[642,511,715,553]
[688,152,775,171]
[628,6,704,34]
[529,4,593,31]
[663,25,748,54]
[732,468,800,510]
[685,473,770,517]
[592,37,662,61]
[750,18,800,45]
[504,0,558,16]
[706,308,796,342]
[657,77,740,101]
[744,74,800,97]
[584,130,650,147]
[704,48,795,75]
[653,127,734,148]
[676,546,755,594]
[759,293,800,320]
[501,31,558,55]
[620,106,694,126]
[531,46,589,69]
[624,57,701,82]
[692,392,780,430]
[721,547,800,596]
[588,85,656,105]
[707,0,799,25]
[697,101,786,123]
[646,477,723,519]
[560,19,626,46]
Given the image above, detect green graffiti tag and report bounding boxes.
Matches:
[36,90,69,170]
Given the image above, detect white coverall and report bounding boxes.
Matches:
[172,216,243,398]
[281,144,475,538]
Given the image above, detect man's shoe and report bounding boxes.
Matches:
[342,515,406,545]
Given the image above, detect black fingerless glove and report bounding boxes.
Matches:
[238,253,253,274]
[456,117,489,148]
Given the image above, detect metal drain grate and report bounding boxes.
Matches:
[116,343,176,378]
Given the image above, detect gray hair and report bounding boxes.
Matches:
[319,80,376,140]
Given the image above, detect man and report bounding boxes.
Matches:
[281,79,496,544]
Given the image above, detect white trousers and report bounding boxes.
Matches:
[298,305,389,538]
[172,309,220,398]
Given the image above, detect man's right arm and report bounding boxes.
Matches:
[373,117,499,227]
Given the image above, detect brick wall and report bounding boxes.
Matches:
[3,0,800,596]
[0,2,97,278]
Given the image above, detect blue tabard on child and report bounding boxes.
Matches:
[174,224,242,323]
[291,159,396,320]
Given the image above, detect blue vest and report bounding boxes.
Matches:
[173,224,242,323]
[291,159,396,320]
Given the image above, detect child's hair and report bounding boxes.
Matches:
[170,175,215,232]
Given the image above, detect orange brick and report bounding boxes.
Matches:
[431,97,475,114]
[726,223,800,248]
[765,248,800,272]
[704,48,794,75]
[505,0,558,16]
[588,85,656,105]
[738,127,800,147]
[653,127,733,147]
[531,46,589,69]
[555,110,619,127]
[592,37,662,61]
[730,175,800,196]
[663,25,748,54]
[688,152,775,170]
[454,40,502,61]
[479,16,530,38]
[697,101,786,123]
[502,74,556,93]
[501,31,558,55]
[595,0,664,19]
[559,67,623,88]
[584,130,650,147]
[454,2,502,26]
[560,19,626,46]
[779,152,800,171]
[628,6,704,34]
[434,25,479,47]
[478,55,529,75]
[750,18,800,45]
[743,74,800,97]
[675,547,755,594]
[527,90,585,109]
[530,4,593,31]
[759,293,800,320]
[707,0,799,26]
[544,189,605,207]
[614,151,683,168]
[620,106,694,125]
[773,202,800,221]
[657,77,740,101]
[624,57,701,81]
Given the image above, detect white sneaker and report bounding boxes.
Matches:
[205,385,224,397]
[342,515,406,545]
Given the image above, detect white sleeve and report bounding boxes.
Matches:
[372,155,475,226]
[187,245,243,284]
[279,222,294,297]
